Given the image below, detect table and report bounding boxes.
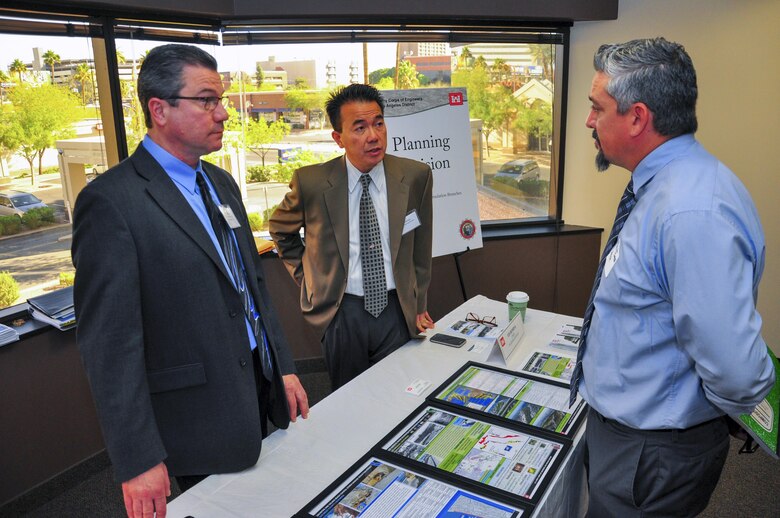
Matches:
[167,295,587,517]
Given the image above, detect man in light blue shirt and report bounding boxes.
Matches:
[576,37,774,517]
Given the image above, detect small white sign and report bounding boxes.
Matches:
[405,378,432,396]
[217,204,241,229]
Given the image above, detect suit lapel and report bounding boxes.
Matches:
[323,157,350,275]
[131,146,232,283]
[384,156,410,268]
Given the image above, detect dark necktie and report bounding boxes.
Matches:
[359,174,388,317]
[195,171,273,381]
[570,178,637,405]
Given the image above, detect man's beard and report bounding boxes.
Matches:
[593,130,611,171]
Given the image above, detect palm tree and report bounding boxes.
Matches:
[529,44,554,81]
[42,50,61,84]
[73,62,93,105]
[9,59,26,83]
[115,50,126,65]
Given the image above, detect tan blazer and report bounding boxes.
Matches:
[269,154,433,338]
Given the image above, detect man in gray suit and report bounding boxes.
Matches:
[270,84,435,390]
[72,44,308,518]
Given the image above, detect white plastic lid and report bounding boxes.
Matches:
[506,291,529,303]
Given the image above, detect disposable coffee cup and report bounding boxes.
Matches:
[507,291,530,322]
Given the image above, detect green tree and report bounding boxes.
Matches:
[284,89,327,130]
[255,65,265,88]
[42,50,61,84]
[529,44,554,80]
[514,100,553,151]
[72,62,94,105]
[491,58,512,83]
[453,58,517,156]
[9,59,26,83]
[0,104,22,177]
[244,117,290,170]
[0,271,20,308]
[374,77,396,90]
[396,60,421,89]
[7,83,80,184]
[369,67,394,85]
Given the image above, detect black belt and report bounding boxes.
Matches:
[593,408,724,435]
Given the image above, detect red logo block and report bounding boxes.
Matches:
[449,92,463,105]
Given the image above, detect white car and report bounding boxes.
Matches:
[0,190,49,218]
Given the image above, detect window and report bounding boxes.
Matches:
[0,13,569,311]
[0,16,113,310]
[117,28,566,232]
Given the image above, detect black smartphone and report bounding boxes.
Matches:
[429,333,467,348]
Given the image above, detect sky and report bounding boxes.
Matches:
[0,32,398,86]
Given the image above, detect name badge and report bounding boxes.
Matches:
[402,210,421,235]
[217,204,241,229]
[603,239,620,278]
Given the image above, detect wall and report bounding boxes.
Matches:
[564,0,780,353]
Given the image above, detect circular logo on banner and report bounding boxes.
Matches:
[459,219,476,240]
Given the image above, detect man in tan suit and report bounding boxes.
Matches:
[270,84,434,389]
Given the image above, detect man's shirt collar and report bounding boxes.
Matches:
[142,135,203,194]
[345,155,386,194]
[632,133,696,196]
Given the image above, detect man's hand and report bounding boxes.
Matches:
[121,462,171,518]
[283,374,310,422]
[416,311,435,333]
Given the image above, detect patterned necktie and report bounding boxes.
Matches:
[570,178,637,405]
[359,174,388,317]
[196,171,273,380]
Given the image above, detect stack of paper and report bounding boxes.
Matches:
[549,323,582,352]
[27,286,76,331]
[0,323,19,346]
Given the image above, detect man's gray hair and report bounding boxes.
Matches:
[594,37,697,136]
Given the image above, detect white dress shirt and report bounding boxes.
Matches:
[344,157,397,296]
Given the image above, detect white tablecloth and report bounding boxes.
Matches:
[167,295,587,517]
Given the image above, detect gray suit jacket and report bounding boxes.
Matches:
[72,144,294,482]
[269,154,433,338]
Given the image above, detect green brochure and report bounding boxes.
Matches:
[734,347,779,459]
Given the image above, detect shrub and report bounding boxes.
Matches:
[0,215,22,235]
[59,271,75,287]
[262,204,279,230]
[0,271,20,308]
[26,206,55,224]
[247,212,263,232]
[21,210,42,229]
[246,165,274,183]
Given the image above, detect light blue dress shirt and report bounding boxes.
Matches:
[580,134,774,429]
[142,136,259,351]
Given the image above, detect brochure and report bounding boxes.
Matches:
[382,406,565,503]
[448,319,503,340]
[433,363,586,437]
[732,347,780,458]
[304,457,525,517]
[519,351,575,384]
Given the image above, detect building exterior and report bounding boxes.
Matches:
[257,56,317,88]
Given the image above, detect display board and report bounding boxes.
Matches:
[383,88,483,257]
[297,362,586,517]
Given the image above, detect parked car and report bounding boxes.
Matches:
[0,190,49,218]
[494,159,541,184]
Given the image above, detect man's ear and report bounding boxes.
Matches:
[331,130,344,149]
[147,98,168,128]
[629,102,652,137]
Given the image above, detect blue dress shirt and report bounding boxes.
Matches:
[142,136,259,351]
[580,134,775,429]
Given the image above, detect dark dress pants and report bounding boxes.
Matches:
[584,407,729,518]
[322,290,411,391]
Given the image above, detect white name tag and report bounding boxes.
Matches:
[603,239,620,278]
[402,209,421,235]
[217,204,241,229]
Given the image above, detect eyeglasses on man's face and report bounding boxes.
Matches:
[166,96,230,112]
[466,312,497,327]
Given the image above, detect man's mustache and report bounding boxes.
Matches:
[592,129,599,143]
